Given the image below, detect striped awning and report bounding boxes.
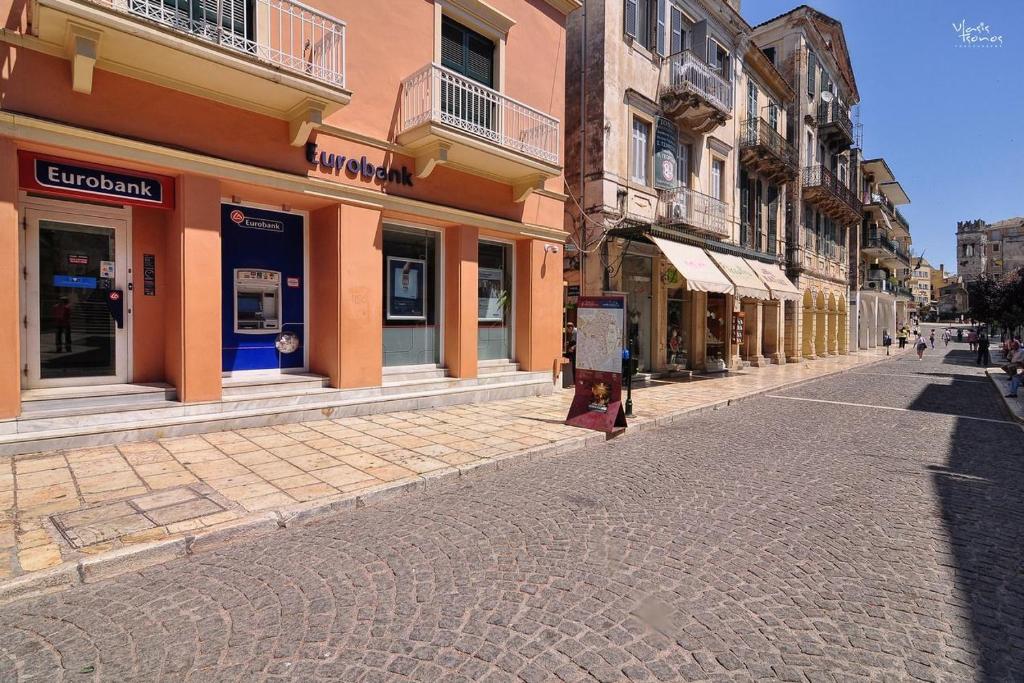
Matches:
[706,252,771,300]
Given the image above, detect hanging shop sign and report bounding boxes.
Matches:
[18,151,175,209]
[306,143,414,187]
[565,295,628,434]
[654,117,679,189]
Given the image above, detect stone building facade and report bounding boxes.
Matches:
[956,217,1024,282]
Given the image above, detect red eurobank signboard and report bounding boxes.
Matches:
[18,151,175,210]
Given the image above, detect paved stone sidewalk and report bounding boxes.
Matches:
[0,348,895,590]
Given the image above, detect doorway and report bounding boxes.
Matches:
[24,205,131,388]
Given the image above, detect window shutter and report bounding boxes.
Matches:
[624,0,638,38]
[767,184,778,254]
[670,7,682,54]
[465,33,494,87]
[807,51,816,95]
[655,0,666,55]
[740,169,749,245]
[441,18,464,71]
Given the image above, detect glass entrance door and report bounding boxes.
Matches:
[25,209,129,387]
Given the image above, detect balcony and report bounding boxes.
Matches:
[894,206,911,233]
[802,164,862,224]
[657,186,729,239]
[660,51,733,133]
[35,0,350,141]
[816,100,854,150]
[861,235,909,266]
[739,118,798,184]
[398,64,561,202]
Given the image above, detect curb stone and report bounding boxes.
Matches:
[0,352,896,606]
[985,370,1024,424]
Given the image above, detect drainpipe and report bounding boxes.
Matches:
[578,0,587,296]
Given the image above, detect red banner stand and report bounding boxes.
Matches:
[565,369,627,434]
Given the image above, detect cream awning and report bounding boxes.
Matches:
[651,237,733,294]
[706,252,771,300]
[749,261,802,301]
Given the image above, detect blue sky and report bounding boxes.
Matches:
[743,1,1024,274]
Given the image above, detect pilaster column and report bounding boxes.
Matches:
[0,139,20,418]
[165,174,221,402]
[514,239,561,372]
[309,203,383,388]
[444,225,478,379]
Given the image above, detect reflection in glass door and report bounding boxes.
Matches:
[26,210,128,386]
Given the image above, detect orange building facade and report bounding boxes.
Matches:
[0,0,575,425]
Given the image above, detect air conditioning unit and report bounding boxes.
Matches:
[668,201,686,220]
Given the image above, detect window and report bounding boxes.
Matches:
[624,0,660,52]
[768,100,779,131]
[478,241,513,361]
[747,80,758,121]
[707,39,729,77]
[711,159,724,201]
[754,179,764,250]
[383,227,441,367]
[762,46,775,65]
[766,184,778,254]
[807,50,816,95]
[993,244,1000,252]
[677,142,690,188]
[441,16,494,88]
[631,117,650,185]
[669,5,687,54]
[806,132,814,165]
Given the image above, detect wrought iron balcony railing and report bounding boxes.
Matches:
[98,0,347,87]
[802,164,862,215]
[662,50,733,115]
[816,100,853,141]
[739,118,798,173]
[399,63,560,165]
[659,185,729,239]
[894,206,911,232]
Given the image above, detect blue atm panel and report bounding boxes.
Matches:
[221,204,304,372]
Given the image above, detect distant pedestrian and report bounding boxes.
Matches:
[897,327,908,349]
[957,328,963,343]
[564,322,577,374]
[967,329,977,352]
[882,330,892,356]
[916,335,927,360]
[977,332,991,367]
[929,330,935,349]
[942,329,951,347]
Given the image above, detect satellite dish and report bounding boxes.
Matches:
[820,91,835,104]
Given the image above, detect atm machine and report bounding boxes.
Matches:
[233,269,281,333]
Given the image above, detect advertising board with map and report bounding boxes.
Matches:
[565,296,627,433]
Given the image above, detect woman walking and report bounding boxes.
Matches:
[897,327,908,349]
[916,335,928,360]
[929,330,935,349]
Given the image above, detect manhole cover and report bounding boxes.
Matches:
[50,485,230,549]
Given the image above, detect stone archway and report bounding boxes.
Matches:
[815,290,828,358]
[838,294,849,354]
[802,290,815,359]
[827,292,838,355]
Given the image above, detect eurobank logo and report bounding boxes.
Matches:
[306,143,414,187]
[230,209,284,232]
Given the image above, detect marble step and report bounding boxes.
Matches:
[381,365,449,382]
[478,360,520,375]
[221,373,330,397]
[0,376,554,457]
[19,383,177,413]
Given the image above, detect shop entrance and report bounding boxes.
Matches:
[622,254,652,372]
[23,206,130,387]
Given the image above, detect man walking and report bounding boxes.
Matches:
[929,330,935,349]
[977,332,991,367]
[882,330,892,356]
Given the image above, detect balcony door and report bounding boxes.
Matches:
[143,0,254,48]
[440,16,496,135]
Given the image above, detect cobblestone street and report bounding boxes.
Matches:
[1,340,1022,681]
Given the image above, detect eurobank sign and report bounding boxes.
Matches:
[305,143,414,187]
[18,151,175,209]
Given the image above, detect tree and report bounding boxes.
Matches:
[966,276,1002,325]
[996,268,1024,332]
